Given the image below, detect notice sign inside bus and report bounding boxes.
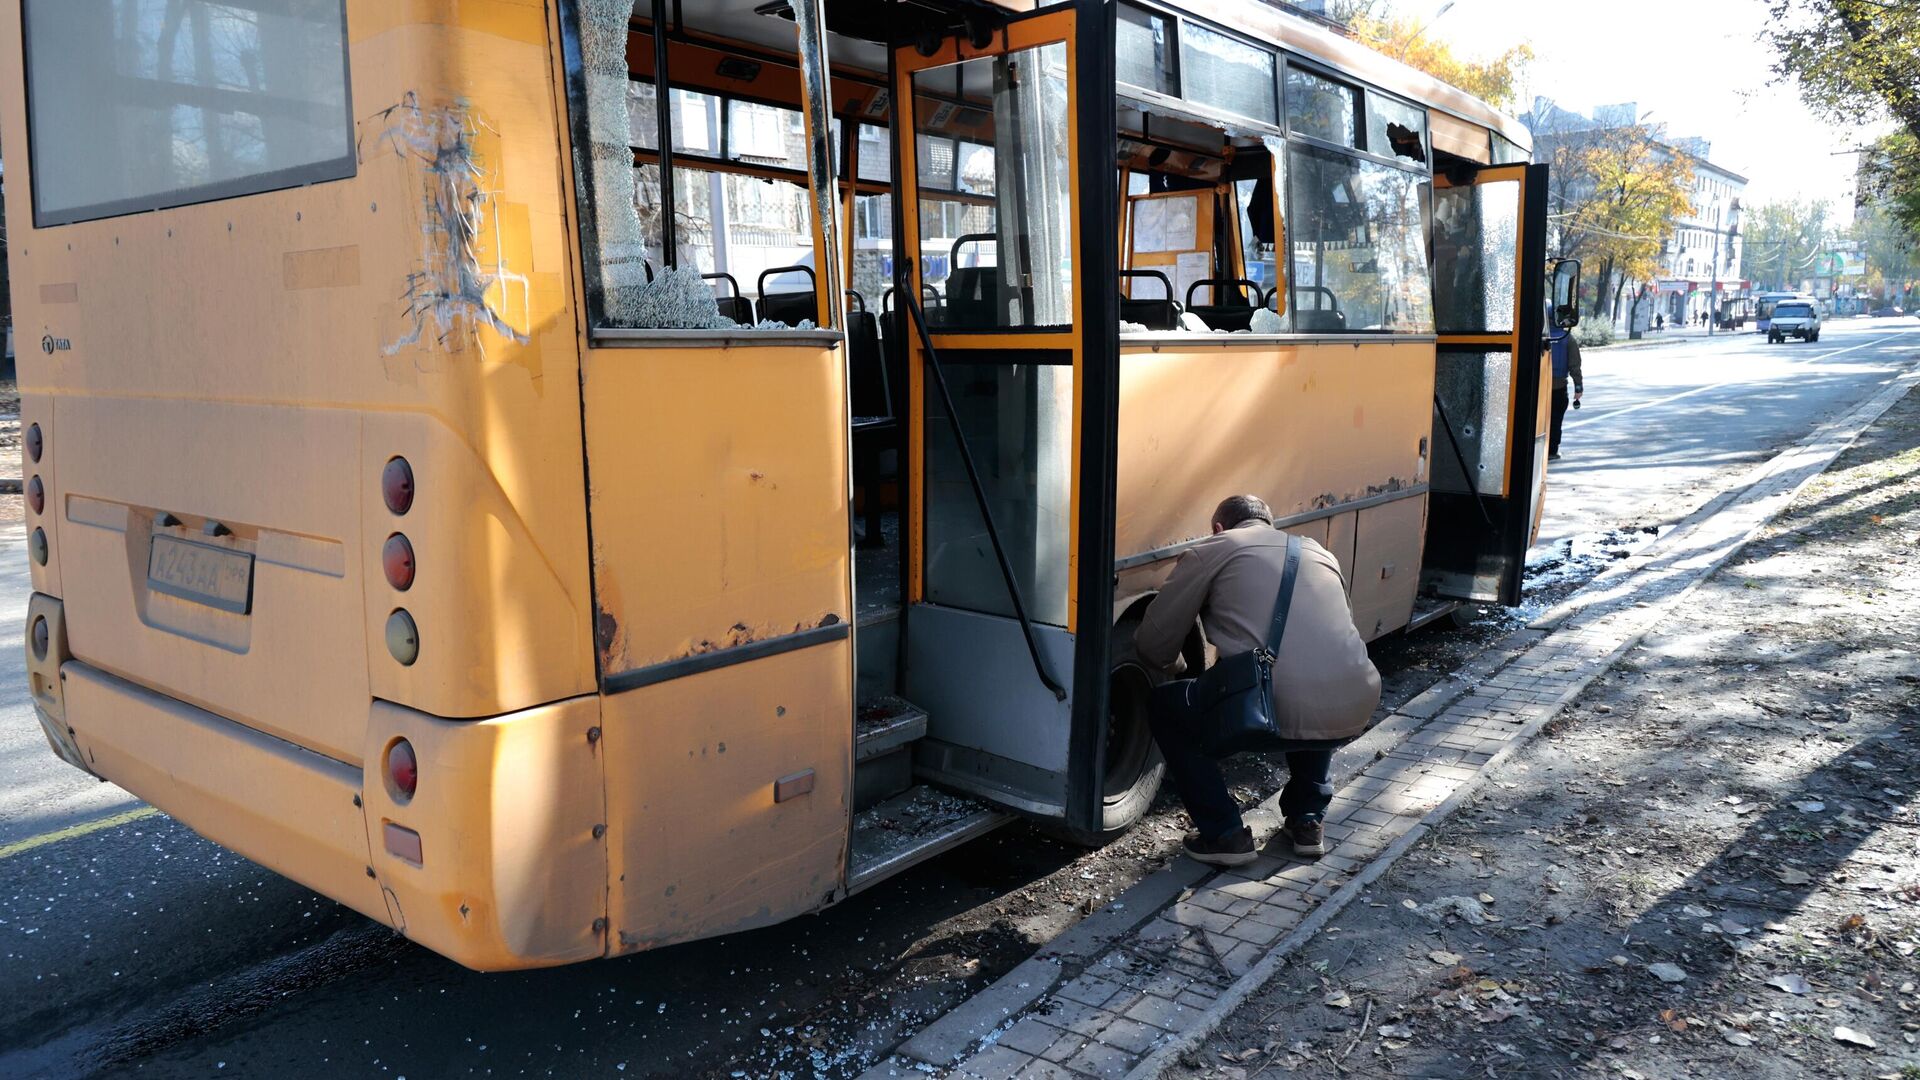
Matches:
[148,535,254,614]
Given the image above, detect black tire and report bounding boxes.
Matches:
[1043,610,1202,847]
[1809,331,1820,342]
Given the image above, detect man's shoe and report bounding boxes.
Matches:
[1286,818,1327,857]
[1549,452,1562,460]
[1183,827,1257,867]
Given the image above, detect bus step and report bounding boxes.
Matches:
[854,695,927,811]
[847,783,1007,896]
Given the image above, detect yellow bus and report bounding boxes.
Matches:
[8,0,1574,971]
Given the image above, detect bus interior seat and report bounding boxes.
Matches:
[758,264,819,327]
[944,234,1000,328]
[1293,286,1347,332]
[1185,277,1260,332]
[1119,269,1179,330]
[847,290,895,549]
[703,272,754,326]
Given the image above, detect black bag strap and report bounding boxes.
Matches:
[1263,534,1304,656]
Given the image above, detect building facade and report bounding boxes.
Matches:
[1525,98,1748,329]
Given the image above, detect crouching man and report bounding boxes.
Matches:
[1136,495,1382,865]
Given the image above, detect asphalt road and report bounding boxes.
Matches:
[2,317,1915,1079]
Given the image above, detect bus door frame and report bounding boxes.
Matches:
[885,0,1118,835]
[1423,161,1551,607]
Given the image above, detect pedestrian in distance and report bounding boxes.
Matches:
[1134,495,1382,866]
[1550,323,1583,459]
[1656,313,1664,331]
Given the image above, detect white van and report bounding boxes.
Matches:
[1767,300,1822,343]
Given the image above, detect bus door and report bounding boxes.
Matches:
[888,4,1115,828]
[1422,162,1551,606]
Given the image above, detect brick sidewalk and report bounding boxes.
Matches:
[855,359,1920,1080]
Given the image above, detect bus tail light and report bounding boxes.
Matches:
[26,476,44,515]
[385,609,419,666]
[25,423,42,464]
[382,534,415,591]
[382,457,414,515]
[385,738,418,801]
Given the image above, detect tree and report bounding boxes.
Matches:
[1763,0,1920,144]
[1545,126,1695,318]
[1345,13,1533,110]
[1764,0,1920,254]
[1741,199,1835,292]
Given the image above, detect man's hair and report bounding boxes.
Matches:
[1212,494,1273,530]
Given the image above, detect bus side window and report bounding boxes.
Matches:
[1284,143,1432,334]
[570,4,826,331]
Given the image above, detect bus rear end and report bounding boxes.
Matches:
[8,1,607,969]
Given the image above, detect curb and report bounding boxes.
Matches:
[1122,361,1920,1078]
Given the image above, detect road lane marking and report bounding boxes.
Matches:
[1569,332,1915,429]
[0,806,159,860]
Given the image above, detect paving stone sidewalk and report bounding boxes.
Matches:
[854,362,1920,1080]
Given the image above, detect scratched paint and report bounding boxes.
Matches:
[362,93,530,356]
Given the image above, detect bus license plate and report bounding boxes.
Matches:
[148,535,254,614]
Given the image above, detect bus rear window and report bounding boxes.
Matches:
[22,0,354,228]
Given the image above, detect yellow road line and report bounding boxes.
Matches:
[0,806,160,860]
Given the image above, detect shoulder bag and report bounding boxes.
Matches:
[1150,534,1304,758]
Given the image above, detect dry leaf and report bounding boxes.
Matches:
[1325,990,1353,1008]
[1767,973,1811,995]
[1779,866,1812,885]
[1834,1026,1878,1048]
[1649,962,1688,983]
[1724,1030,1754,1046]
[1429,950,1463,966]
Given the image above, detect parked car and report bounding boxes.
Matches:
[1871,305,1907,318]
[1767,301,1821,343]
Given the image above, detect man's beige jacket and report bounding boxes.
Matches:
[1135,521,1382,742]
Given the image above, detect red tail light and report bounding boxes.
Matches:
[26,476,43,515]
[386,738,418,800]
[382,457,414,515]
[382,534,415,591]
[25,423,42,464]
[30,616,49,661]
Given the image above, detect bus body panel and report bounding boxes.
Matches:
[601,639,854,953]
[362,696,608,970]
[579,342,854,678]
[61,661,391,928]
[1,0,598,764]
[1112,338,1434,639]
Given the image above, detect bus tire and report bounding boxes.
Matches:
[1042,608,1200,847]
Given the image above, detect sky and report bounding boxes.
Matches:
[1406,0,1883,216]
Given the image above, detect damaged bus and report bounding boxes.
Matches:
[7,0,1573,970]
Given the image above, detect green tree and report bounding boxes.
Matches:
[1346,13,1533,110]
[1741,199,1835,292]
[1763,0,1920,143]
[1764,0,1920,252]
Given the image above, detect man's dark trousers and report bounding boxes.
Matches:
[1550,378,1571,457]
[1148,708,1335,842]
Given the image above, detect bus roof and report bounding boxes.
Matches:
[707,0,1529,155]
[1174,0,1531,152]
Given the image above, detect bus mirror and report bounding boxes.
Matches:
[1551,260,1581,330]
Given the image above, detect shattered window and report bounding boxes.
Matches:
[23,0,354,227]
[572,0,822,330]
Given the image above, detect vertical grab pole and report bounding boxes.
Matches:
[650,0,678,269]
[791,0,844,331]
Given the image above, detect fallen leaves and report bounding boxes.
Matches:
[1833,1026,1878,1049]
[1767,973,1812,995]
[1648,962,1688,984]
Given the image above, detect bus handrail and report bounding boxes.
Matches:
[897,284,1068,703]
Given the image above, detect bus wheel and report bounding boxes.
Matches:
[1043,611,1194,847]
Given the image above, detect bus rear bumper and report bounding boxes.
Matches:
[60,661,610,971]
